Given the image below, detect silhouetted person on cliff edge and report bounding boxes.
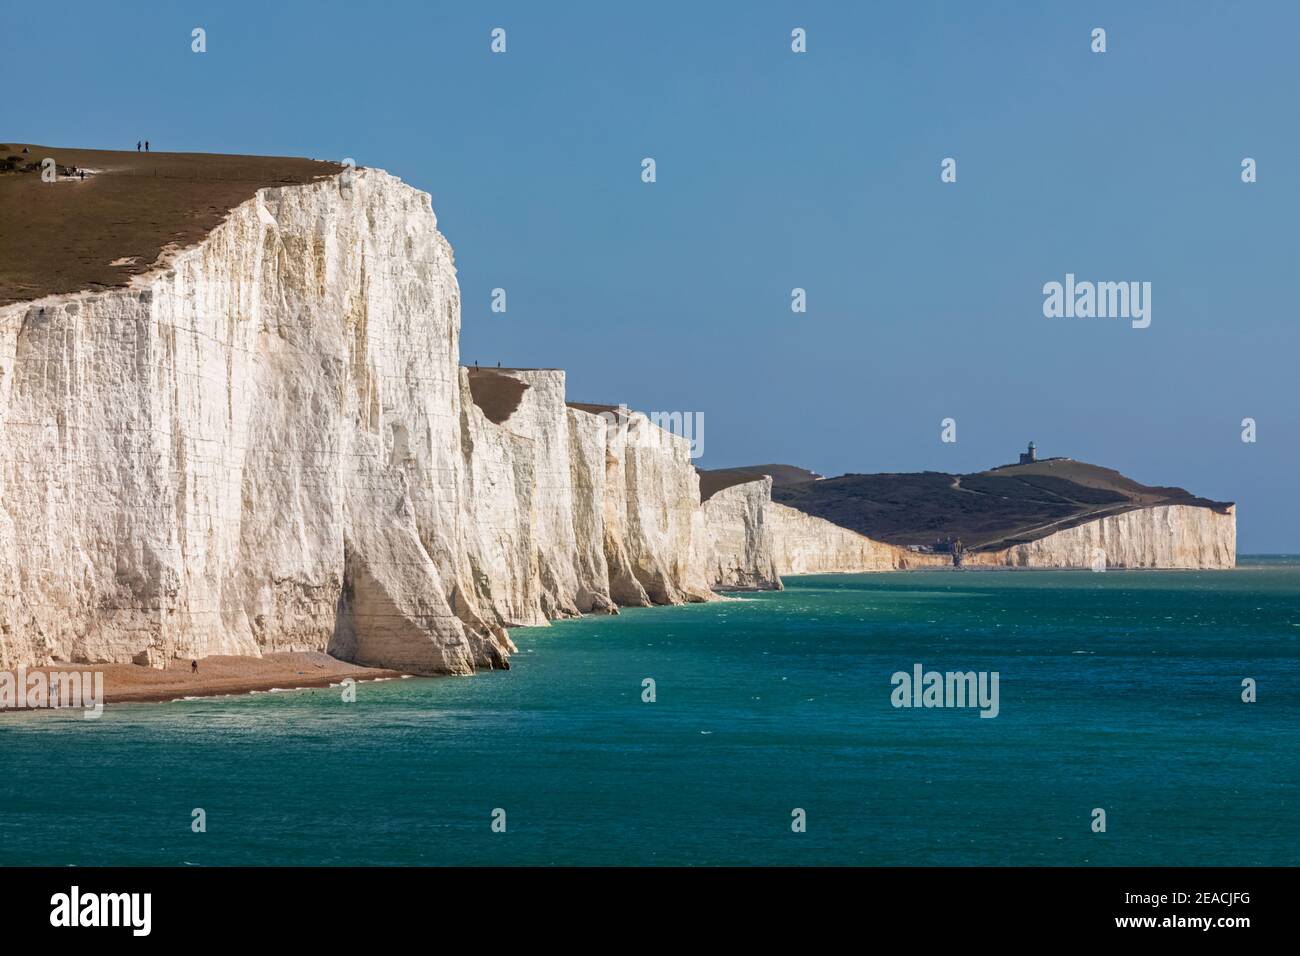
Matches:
[145,141,150,152]
[191,660,198,674]
[137,141,141,151]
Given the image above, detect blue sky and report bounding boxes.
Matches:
[5,1,1298,550]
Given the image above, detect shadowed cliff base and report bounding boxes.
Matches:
[701,458,1234,553]
[0,142,343,306]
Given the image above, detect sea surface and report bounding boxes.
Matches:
[2,559,1297,866]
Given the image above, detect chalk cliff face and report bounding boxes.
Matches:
[0,169,725,674]
[964,504,1236,570]
[766,502,949,574]
[0,170,501,673]
[598,407,714,606]
[697,477,782,590]
[458,370,714,621]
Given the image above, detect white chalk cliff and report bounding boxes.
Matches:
[0,165,1238,675]
[765,502,950,573]
[696,477,782,590]
[963,504,1237,570]
[0,169,731,674]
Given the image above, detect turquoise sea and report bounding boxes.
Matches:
[2,559,1297,866]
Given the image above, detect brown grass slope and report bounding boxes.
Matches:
[697,464,823,501]
[0,142,342,306]
[465,367,534,425]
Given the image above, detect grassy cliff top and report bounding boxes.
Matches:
[0,142,342,307]
[465,367,531,425]
[698,464,824,501]
[702,458,1233,551]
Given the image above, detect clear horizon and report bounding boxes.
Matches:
[4,0,1296,550]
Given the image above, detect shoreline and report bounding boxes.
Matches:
[1,652,405,712]
[4,560,1269,715]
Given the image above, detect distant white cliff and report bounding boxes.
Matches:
[765,503,949,573]
[708,483,1235,575]
[963,504,1236,570]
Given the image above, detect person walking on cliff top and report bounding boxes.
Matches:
[145,141,150,152]
[136,141,141,151]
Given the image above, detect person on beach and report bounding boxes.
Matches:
[191,660,198,674]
